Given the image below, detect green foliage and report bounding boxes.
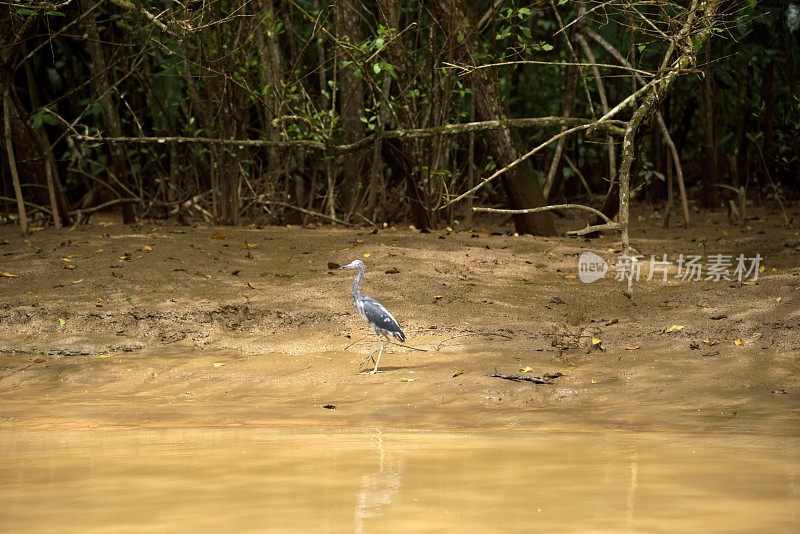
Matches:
[30,109,57,130]
[261,9,284,38]
[494,4,554,58]
[3,0,796,227]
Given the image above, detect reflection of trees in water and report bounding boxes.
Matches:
[354,433,403,534]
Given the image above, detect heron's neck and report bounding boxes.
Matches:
[351,265,365,302]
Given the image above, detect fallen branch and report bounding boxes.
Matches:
[0,196,53,216]
[491,371,562,385]
[565,222,622,236]
[70,197,141,217]
[473,203,613,224]
[259,200,354,227]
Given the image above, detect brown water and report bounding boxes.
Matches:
[1,429,798,533]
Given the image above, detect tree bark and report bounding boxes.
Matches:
[780,0,800,187]
[22,55,68,227]
[255,0,292,220]
[432,0,556,236]
[377,0,435,231]
[700,40,718,208]
[335,0,365,219]
[3,90,28,234]
[543,62,578,201]
[616,0,722,279]
[760,60,775,181]
[81,0,136,223]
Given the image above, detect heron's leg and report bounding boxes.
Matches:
[360,349,378,367]
[369,339,385,375]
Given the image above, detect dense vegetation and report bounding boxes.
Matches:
[1,1,797,236]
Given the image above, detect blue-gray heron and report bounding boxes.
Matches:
[340,259,406,374]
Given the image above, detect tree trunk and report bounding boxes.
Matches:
[335,0,365,219]
[700,41,718,208]
[432,0,556,236]
[3,90,28,234]
[616,0,722,276]
[255,0,291,220]
[377,0,436,231]
[81,0,136,223]
[23,55,68,226]
[733,69,749,187]
[780,0,800,187]
[367,67,393,221]
[760,60,775,183]
[543,62,578,201]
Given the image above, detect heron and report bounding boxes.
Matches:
[340,259,406,374]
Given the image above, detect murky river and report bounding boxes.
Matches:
[1,429,798,532]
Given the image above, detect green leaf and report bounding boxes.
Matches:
[58,318,66,327]
[496,26,512,40]
[373,62,382,75]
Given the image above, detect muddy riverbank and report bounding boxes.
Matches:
[1,208,798,434]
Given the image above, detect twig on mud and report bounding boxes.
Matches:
[344,335,370,351]
[491,371,562,384]
[399,343,429,352]
[433,331,514,351]
[344,335,428,352]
